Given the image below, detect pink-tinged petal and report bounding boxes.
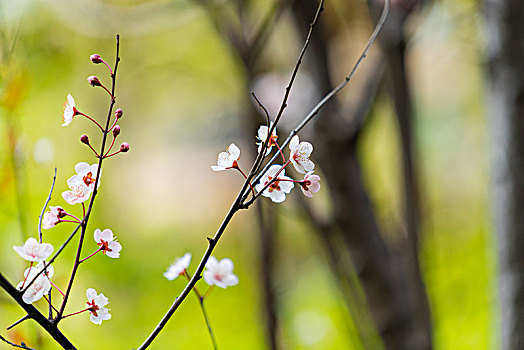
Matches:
[218,258,234,273]
[86,288,97,301]
[308,181,320,193]
[301,159,315,173]
[289,135,299,151]
[279,179,295,193]
[302,187,313,197]
[99,229,114,242]
[269,190,286,203]
[75,162,91,176]
[228,143,240,160]
[203,270,215,286]
[222,273,239,287]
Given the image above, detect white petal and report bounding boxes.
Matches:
[269,190,286,203]
[99,229,114,242]
[75,162,91,176]
[218,258,234,273]
[95,293,109,308]
[67,94,75,105]
[228,143,240,160]
[289,135,299,151]
[299,141,313,157]
[86,288,97,301]
[291,161,306,174]
[279,179,295,193]
[211,165,226,171]
[67,175,83,188]
[206,256,219,270]
[203,270,215,286]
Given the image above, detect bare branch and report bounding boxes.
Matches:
[38,168,57,243]
[0,333,35,350]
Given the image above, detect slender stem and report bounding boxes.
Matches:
[6,315,30,331]
[19,263,33,290]
[38,168,57,243]
[100,58,114,75]
[65,213,81,222]
[202,285,215,299]
[199,299,218,350]
[99,83,114,99]
[58,219,81,224]
[103,149,122,158]
[50,281,65,298]
[86,142,100,158]
[76,112,104,132]
[104,135,117,157]
[79,248,102,263]
[56,35,121,323]
[62,307,90,319]
[43,295,60,314]
[274,142,286,162]
[234,166,255,197]
[251,92,271,126]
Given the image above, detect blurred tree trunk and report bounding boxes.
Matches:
[485,1,524,349]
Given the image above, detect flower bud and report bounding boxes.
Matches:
[80,134,90,144]
[120,142,130,152]
[87,76,101,87]
[90,54,103,64]
[57,207,67,218]
[115,108,123,119]
[112,125,121,137]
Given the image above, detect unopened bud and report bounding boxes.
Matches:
[80,134,90,144]
[87,76,101,87]
[115,108,123,119]
[120,142,130,152]
[113,125,121,137]
[57,207,67,218]
[90,54,103,64]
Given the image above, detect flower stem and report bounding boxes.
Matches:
[103,136,117,157]
[19,262,33,290]
[100,59,114,75]
[62,307,90,319]
[198,299,218,350]
[274,142,286,162]
[234,166,256,197]
[44,295,60,314]
[50,281,66,298]
[76,112,104,132]
[79,248,102,263]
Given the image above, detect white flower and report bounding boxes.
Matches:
[13,238,54,262]
[256,124,278,156]
[62,178,91,205]
[69,162,101,191]
[17,268,52,304]
[62,94,77,126]
[23,262,54,280]
[203,257,239,289]
[211,143,240,171]
[255,164,294,203]
[42,206,65,229]
[86,288,111,325]
[300,172,321,198]
[289,135,314,174]
[164,253,192,281]
[94,229,122,259]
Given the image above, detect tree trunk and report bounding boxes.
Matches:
[485,1,524,349]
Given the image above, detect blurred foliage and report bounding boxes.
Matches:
[0,0,494,349]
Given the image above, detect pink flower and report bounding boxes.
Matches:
[62,178,91,205]
[289,135,314,174]
[62,94,77,126]
[94,229,122,259]
[211,143,240,171]
[17,265,52,304]
[300,172,321,197]
[256,124,278,156]
[203,257,239,288]
[255,165,294,203]
[164,253,192,281]
[86,288,111,325]
[13,238,54,262]
[69,162,101,191]
[42,206,65,229]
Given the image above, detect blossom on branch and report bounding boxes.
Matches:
[13,238,54,262]
[289,135,314,174]
[70,162,101,191]
[42,206,66,229]
[255,164,294,203]
[164,253,192,281]
[300,172,321,198]
[17,265,52,304]
[62,178,91,205]
[86,288,111,325]
[62,94,78,126]
[211,143,240,171]
[203,257,239,288]
[256,124,278,156]
[94,229,122,259]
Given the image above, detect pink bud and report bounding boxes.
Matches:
[87,76,101,87]
[90,54,103,64]
[57,207,67,218]
[80,134,90,144]
[120,142,130,153]
[113,125,121,137]
[115,108,123,119]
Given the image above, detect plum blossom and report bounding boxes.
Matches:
[203,257,239,288]
[257,124,278,156]
[164,253,192,281]
[62,94,78,126]
[17,266,52,304]
[255,165,294,203]
[62,178,91,205]
[69,162,101,191]
[211,143,240,171]
[42,206,66,229]
[13,238,54,262]
[300,172,321,197]
[86,288,111,325]
[289,135,314,174]
[94,229,122,259]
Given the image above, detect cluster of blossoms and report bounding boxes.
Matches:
[11,52,126,326]
[212,124,320,203]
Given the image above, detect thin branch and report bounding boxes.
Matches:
[245,0,390,199]
[56,34,121,323]
[0,334,35,350]
[38,168,57,243]
[6,315,29,331]
[198,299,218,350]
[251,92,271,127]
